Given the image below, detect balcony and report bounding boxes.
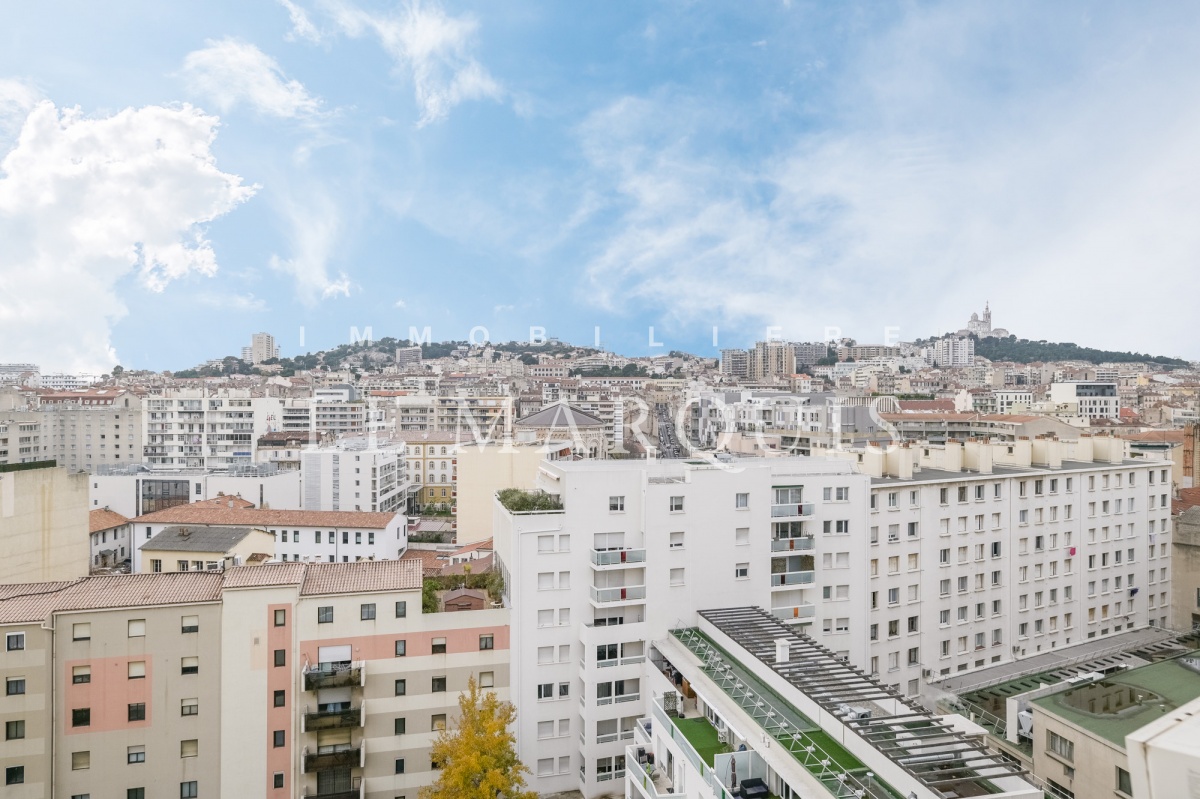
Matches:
[591,548,647,568]
[303,704,363,731]
[303,661,364,691]
[771,537,814,552]
[770,570,815,587]
[771,603,816,621]
[771,502,815,518]
[590,585,647,605]
[302,746,363,772]
[302,777,362,799]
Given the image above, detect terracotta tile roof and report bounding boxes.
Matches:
[222,562,308,588]
[450,538,493,556]
[441,553,493,576]
[0,573,224,625]
[189,495,256,510]
[131,506,399,529]
[400,548,447,576]
[299,559,422,596]
[89,508,130,534]
[1174,487,1200,514]
[1120,430,1186,443]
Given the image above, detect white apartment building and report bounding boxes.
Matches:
[492,436,1171,798]
[143,391,284,468]
[128,506,407,571]
[9,389,142,472]
[924,336,976,368]
[242,331,280,364]
[38,373,101,391]
[0,420,44,466]
[89,467,302,517]
[1049,381,1120,421]
[301,445,409,513]
[492,456,869,797]
[995,389,1034,414]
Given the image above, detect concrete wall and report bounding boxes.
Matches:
[0,465,90,582]
[455,445,547,543]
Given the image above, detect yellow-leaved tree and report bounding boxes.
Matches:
[419,674,536,799]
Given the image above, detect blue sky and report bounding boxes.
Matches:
[2,1,1200,372]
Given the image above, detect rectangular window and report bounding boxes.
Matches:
[273,690,285,708]
[609,496,624,512]
[360,603,376,620]
[432,637,447,654]
[395,679,406,696]
[273,608,286,626]
[181,698,198,716]
[395,758,405,774]
[669,496,684,512]
[73,665,91,684]
[128,619,146,637]
[431,713,447,731]
[73,622,91,640]
[317,606,333,623]
[273,730,285,747]
[5,720,24,740]
[395,601,407,618]
[734,562,749,579]
[479,634,494,650]
[72,708,91,727]
[181,782,198,799]
[432,676,447,692]
[480,671,494,688]
[71,751,89,770]
[128,789,144,799]
[395,639,407,657]
[735,492,749,508]
[1117,767,1132,795]
[127,745,145,764]
[394,717,406,735]
[181,656,198,675]
[128,702,146,721]
[1048,731,1074,761]
[128,660,146,679]
[5,766,24,785]
[181,615,199,633]
[274,649,286,667]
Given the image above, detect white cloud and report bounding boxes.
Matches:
[576,7,1200,356]
[279,0,322,43]
[493,304,514,313]
[0,78,40,146]
[181,38,322,119]
[268,193,352,304]
[196,292,269,312]
[0,101,255,372]
[322,0,502,126]
[393,298,407,309]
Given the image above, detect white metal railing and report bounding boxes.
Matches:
[771,502,815,518]
[770,570,815,587]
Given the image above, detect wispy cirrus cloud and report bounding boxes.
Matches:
[181,38,323,119]
[268,192,352,305]
[279,0,322,43]
[320,0,502,126]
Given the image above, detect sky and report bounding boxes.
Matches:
[2,1,1200,373]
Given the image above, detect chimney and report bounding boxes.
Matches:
[774,638,791,664]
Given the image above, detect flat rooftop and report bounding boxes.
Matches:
[1032,651,1200,747]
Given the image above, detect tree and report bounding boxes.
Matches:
[419,675,535,799]
[112,365,124,377]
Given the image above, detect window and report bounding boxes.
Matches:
[181,698,198,716]
[669,568,685,585]
[431,713,447,731]
[395,639,407,657]
[273,690,285,707]
[273,730,285,747]
[432,637,447,654]
[395,758,406,774]
[735,492,749,509]
[6,678,25,695]
[317,606,333,623]
[395,601,407,618]
[273,609,286,626]
[479,634,494,650]
[273,773,284,789]
[128,619,146,637]
[71,750,89,770]
[73,665,91,684]
[1048,731,1074,761]
[432,676,447,692]
[734,562,749,579]
[73,622,91,640]
[1117,767,1132,795]
[128,703,146,721]
[480,671,494,688]
[274,649,286,667]
[669,531,684,548]
[395,679,407,696]
[128,791,144,799]
[609,496,624,512]
[181,781,198,799]
[360,603,376,620]
[128,660,146,679]
[5,720,24,740]
[6,766,23,785]
[181,656,199,675]
[394,717,406,735]
[669,496,684,512]
[127,745,145,764]
[72,708,91,727]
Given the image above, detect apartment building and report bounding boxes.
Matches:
[243,332,280,365]
[0,462,90,583]
[718,349,748,378]
[140,525,277,573]
[128,507,407,572]
[0,420,43,466]
[143,392,284,469]
[0,561,509,799]
[747,341,795,381]
[925,336,976,368]
[491,456,868,797]
[7,389,144,472]
[1049,382,1120,421]
[89,466,302,518]
[89,508,132,570]
[301,445,409,514]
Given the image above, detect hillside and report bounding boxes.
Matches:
[968,335,1188,367]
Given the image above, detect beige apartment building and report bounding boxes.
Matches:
[0,560,510,799]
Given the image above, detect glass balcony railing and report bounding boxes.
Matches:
[591,549,647,567]
[303,705,362,731]
[770,570,815,587]
[591,586,646,603]
[771,537,814,551]
[771,502,815,518]
[303,661,363,691]
[771,603,816,620]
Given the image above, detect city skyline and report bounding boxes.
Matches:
[4,2,1200,372]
